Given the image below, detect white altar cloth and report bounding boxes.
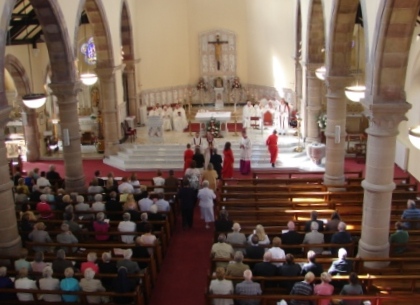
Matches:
[195,111,231,136]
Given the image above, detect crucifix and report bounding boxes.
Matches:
[208,35,228,70]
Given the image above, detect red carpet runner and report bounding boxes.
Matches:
[149,208,213,305]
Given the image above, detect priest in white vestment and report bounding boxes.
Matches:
[148,106,159,117]
[172,104,188,132]
[239,130,252,175]
[278,98,290,135]
[242,101,255,129]
[161,105,173,131]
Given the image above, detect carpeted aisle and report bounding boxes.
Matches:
[148,208,213,305]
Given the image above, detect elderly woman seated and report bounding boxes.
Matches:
[28,222,53,253]
[81,252,99,274]
[14,248,31,272]
[39,266,61,302]
[92,194,106,212]
[75,195,94,220]
[209,267,234,305]
[60,267,80,303]
[247,224,270,245]
[56,223,79,254]
[79,268,106,304]
[116,249,140,274]
[93,212,110,241]
[14,268,37,302]
[31,251,50,273]
[137,223,157,255]
[0,266,16,301]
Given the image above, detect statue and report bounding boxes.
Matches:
[208,35,228,70]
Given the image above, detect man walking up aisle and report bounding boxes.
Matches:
[266,130,278,167]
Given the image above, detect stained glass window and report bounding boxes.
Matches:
[81,37,97,65]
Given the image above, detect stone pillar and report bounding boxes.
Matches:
[305,63,323,143]
[0,103,21,255]
[358,102,411,268]
[124,59,140,121]
[323,76,351,185]
[23,109,41,161]
[295,59,303,112]
[96,67,120,157]
[49,82,86,193]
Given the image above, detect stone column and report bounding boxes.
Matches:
[305,63,323,143]
[22,109,41,161]
[0,103,21,255]
[358,102,411,268]
[295,59,303,112]
[323,76,351,185]
[124,59,140,121]
[96,67,121,157]
[49,82,86,193]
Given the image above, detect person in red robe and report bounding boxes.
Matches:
[222,142,234,179]
[266,130,278,167]
[183,144,194,174]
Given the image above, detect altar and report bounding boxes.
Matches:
[195,111,231,136]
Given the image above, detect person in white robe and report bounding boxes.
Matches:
[161,105,172,131]
[148,106,159,117]
[155,103,163,116]
[239,130,252,175]
[172,104,188,132]
[278,98,290,135]
[242,101,255,129]
[192,131,203,149]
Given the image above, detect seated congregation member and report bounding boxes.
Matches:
[93,212,110,241]
[105,172,118,193]
[118,176,134,194]
[132,240,151,270]
[198,180,216,229]
[92,194,106,212]
[138,192,154,212]
[129,173,141,195]
[290,272,315,305]
[247,224,270,245]
[31,251,49,273]
[81,252,99,274]
[56,223,79,254]
[156,192,171,212]
[215,209,233,233]
[226,251,250,277]
[148,203,166,222]
[152,170,165,193]
[88,178,104,195]
[304,211,324,232]
[118,212,137,243]
[226,222,247,253]
[389,221,409,254]
[401,199,420,229]
[30,184,42,202]
[61,267,80,303]
[79,268,106,304]
[328,248,352,276]
[14,248,31,272]
[137,223,157,255]
[36,171,51,189]
[105,191,123,220]
[113,266,137,305]
[63,213,82,234]
[235,269,262,305]
[39,266,61,302]
[28,222,53,253]
[46,164,62,187]
[330,222,352,256]
[252,252,278,287]
[268,236,286,267]
[326,211,342,232]
[137,212,152,233]
[124,200,141,222]
[0,266,16,301]
[52,249,73,275]
[97,252,117,291]
[116,249,140,274]
[36,194,54,219]
[75,195,94,220]
[211,234,235,269]
[302,221,324,254]
[245,235,265,269]
[340,272,364,305]
[314,272,334,305]
[209,267,234,305]
[279,254,301,293]
[164,169,179,191]
[14,268,37,302]
[301,251,323,277]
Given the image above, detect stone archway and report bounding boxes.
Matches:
[358,0,420,266]
[304,0,325,142]
[4,54,30,97]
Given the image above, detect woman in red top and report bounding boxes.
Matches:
[222,142,234,179]
[183,143,194,173]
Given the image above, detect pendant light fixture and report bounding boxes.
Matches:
[79,22,98,86]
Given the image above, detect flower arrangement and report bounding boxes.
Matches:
[206,117,221,138]
[317,113,327,129]
[231,77,242,89]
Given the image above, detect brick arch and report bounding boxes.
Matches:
[121,0,134,61]
[83,0,114,68]
[368,0,420,102]
[326,0,360,76]
[4,54,30,97]
[30,0,77,83]
[306,0,325,64]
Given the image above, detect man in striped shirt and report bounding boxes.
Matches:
[290,272,315,305]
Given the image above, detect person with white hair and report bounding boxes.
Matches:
[328,248,352,276]
[235,269,262,305]
[330,222,352,255]
[56,223,79,253]
[36,194,54,219]
[0,266,15,300]
[252,252,278,283]
[14,268,37,301]
[314,272,334,305]
[290,271,315,305]
[118,212,136,243]
[226,251,250,277]
[118,177,134,194]
[198,180,216,229]
[301,250,323,277]
[79,268,106,304]
[39,265,61,302]
[281,221,304,255]
[60,267,80,303]
[93,212,110,241]
[75,195,93,220]
[401,199,420,229]
[92,194,105,212]
[302,221,325,254]
[211,234,234,269]
[36,171,51,188]
[268,236,286,267]
[116,249,140,274]
[226,223,247,253]
[81,252,99,274]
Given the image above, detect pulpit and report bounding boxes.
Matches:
[263,111,273,126]
[307,143,326,165]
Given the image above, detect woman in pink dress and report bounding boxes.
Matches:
[314,272,335,305]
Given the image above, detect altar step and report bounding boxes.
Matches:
[103,142,324,172]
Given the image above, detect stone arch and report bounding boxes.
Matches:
[368,1,420,102]
[306,0,325,64]
[4,54,30,97]
[121,0,134,61]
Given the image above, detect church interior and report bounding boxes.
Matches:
[1,0,420,304]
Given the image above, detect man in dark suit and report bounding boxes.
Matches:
[328,248,352,275]
[105,191,123,221]
[330,222,352,256]
[209,148,223,179]
[245,235,265,269]
[253,251,278,287]
[301,250,323,277]
[94,170,105,187]
[304,211,325,232]
[281,221,304,255]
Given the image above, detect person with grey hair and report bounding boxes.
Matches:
[290,272,315,305]
[136,212,151,233]
[328,248,352,276]
[314,272,334,305]
[156,192,171,212]
[330,222,352,256]
[235,269,262,305]
[198,179,216,229]
[56,222,79,253]
[252,252,278,286]
[304,210,324,232]
[75,195,93,220]
[226,222,247,253]
[60,267,80,303]
[39,265,61,302]
[215,209,233,232]
[98,252,117,291]
[81,252,99,274]
[401,199,420,229]
[116,249,140,274]
[118,176,134,194]
[52,249,73,274]
[28,222,53,253]
[226,251,250,277]
[93,212,110,241]
[79,268,106,304]
[0,266,15,300]
[302,221,325,254]
[92,194,105,212]
[36,194,54,219]
[301,250,323,277]
[211,233,234,269]
[118,212,136,243]
[88,178,104,195]
[14,268,37,301]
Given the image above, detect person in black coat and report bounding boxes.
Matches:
[113,266,136,304]
[192,147,205,169]
[245,235,265,269]
[252,251,279,287]
[281,221,304,255]
[301,250,323,277]
[279,253,302,293]
[105,191,123,221]
[214,209,233,233]
[177,179,197,229]
[304,211,325,232]
[210,148,223,179]
[132,243,151,270]
[98,251,118,291]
